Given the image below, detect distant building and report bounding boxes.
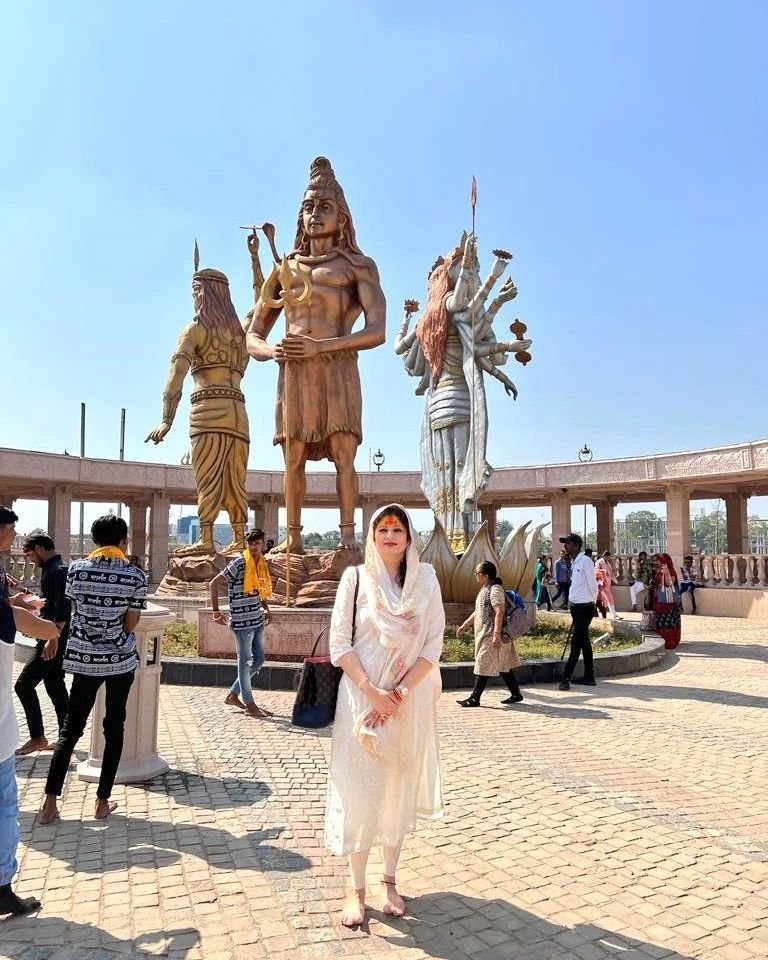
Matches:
[178,515,196,538]
[613,518,667,555]
[750,520,768,553]
[187,519,233,547]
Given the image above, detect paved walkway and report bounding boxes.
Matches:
[2,615,767,960]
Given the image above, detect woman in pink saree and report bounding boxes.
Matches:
[595,551,618,619]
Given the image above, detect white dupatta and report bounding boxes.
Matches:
[353,504,442,766]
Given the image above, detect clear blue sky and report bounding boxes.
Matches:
[2,1,767,534]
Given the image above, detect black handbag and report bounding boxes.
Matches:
[291,568,359,729]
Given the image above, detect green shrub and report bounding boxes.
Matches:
[439,613,634,663]
[162,621,198,657]
[161,611,635,662]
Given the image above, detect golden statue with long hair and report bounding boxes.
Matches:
[146,258,252,555]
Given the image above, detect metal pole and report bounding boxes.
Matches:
[117,408,126,518]
[284,353,292,606]
[584,504,587,548]
[79,403,85,557]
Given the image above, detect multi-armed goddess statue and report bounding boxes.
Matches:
[395,233,532,553]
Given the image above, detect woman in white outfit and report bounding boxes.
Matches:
[325,503,445,927]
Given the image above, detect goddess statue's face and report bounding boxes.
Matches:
[192,280,203,313]
[302,190,339,240]
[448,255,480,293]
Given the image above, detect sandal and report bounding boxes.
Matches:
[457,697,480,707]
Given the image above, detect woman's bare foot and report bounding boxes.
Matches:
[224,692,245,709]
[37,798,60,826]
[243,702,274,719]
[381,877,405,917]
[95,799,118,820]
[340,888,366,927]
[16,737,49,756]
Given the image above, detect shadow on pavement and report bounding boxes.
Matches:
[22,814,310,875]
[678,639,768,662]
[14,749,87,780]
[489,698,615,721]
[146,769,272,807]
[0,919,200,959]
[380,892,695,960]
[594,679,767,710]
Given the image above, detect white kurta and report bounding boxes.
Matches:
[324,564,445,855]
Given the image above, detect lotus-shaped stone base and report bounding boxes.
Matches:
[419,519,550,603]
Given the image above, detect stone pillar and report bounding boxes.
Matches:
[129,501,148,565]
[595,501,615,554]
[361,496,379,540]
[550,493,571,552]
[480,504,498,549]
[148,492,170,586]
[47,487,72,561]
[251,499,266,531]
[665,485,691,561]
[725,493,749,554]
[263,496,279,543]
[78,602,174,784]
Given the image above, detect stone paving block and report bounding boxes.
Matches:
[5,616,768,960]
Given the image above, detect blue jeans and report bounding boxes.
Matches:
[229,625,265,705]
[0,754,19,886]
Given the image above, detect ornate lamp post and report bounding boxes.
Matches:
[578,445,594,547]
[372,449,385,473]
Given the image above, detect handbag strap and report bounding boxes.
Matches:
[309,566,359,658]
[351,566,359,645]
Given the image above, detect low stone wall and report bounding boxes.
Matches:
[612,585,768,620]
[198,601,538,661]
[198,606,332,660]
[162,618,666,691]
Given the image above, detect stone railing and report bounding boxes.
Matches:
[2,555,40,584]
[611,554,768,588]
[6,551,768,592]
[1,552,150,585]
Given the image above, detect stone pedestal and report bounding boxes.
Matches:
[78,602,175,785]
[267,548,362,607]
[152,553,232,624]
[155,553,228,596]
[199,605,333,660]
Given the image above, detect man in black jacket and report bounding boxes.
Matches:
[14,535,70,755]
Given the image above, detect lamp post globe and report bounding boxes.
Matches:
[372,449,385,472]
[577,445,593,547]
